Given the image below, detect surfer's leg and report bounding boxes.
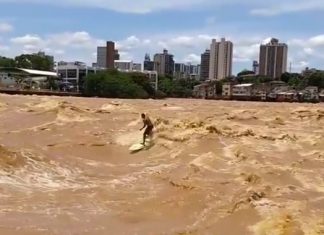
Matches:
[143,128,148,144]
[148,127,153,140]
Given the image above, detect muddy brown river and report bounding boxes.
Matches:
[0,94,323,234]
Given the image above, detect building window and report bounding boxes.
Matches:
[67,69,77,78]
[58,70,67,78]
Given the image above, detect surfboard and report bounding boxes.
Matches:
[129,139,151,152]
[129,143,145,152]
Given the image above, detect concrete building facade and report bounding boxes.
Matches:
[253,60,259,75]
[97,47,107,68]
[143,71,159,91]
[143,54,156,72]
[200,49,210,81]
[114,60,133,71]
[209,38,233,81]
[174,63,187,79]
[96,41,119,69]
[106,41,115,69]
[259,38,288,79]
[153,49,174,77]
[132,63,142,72]
[57,61,96,90]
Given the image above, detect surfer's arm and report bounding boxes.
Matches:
[140,122,147,131]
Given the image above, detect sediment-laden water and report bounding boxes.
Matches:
[0,94,323,234]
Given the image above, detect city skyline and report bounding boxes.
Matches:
[0,1,324,74]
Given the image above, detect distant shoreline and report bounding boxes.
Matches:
[0,88,323,104]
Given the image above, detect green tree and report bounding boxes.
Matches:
[0,56,16,67]
[83,70,149,99]
[158,77,200,98]
[307,72,324,89]
[15,54,53,71]
[280,72,301,84]
[237,69,255,77]
[128,72,155,96]
[237,75,272,85]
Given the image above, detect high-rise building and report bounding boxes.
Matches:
[174,63,200,80]
[189,64,200,77]
[97,47,107,68]
[154,49,174,77]
[114,50,120,60]
[143,54,156,71]
[106,41,115,69]
[209,38,233,80]
[259,38,288,79]
[174,63,186,79]
[253,60,259,75]
[200,49,210,81]
[96,41,119,69]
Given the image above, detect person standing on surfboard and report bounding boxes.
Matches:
[140,113,154,145]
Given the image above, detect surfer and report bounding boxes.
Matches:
[140,113,154,145]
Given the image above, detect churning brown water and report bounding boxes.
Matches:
[0,94,323,235]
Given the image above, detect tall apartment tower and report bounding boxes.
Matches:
[200,49,210,81]
[209,38,233,80]
[153,49,174,76]
[259,38,288,79]
[106,41,115,69]
[96,41,119,69]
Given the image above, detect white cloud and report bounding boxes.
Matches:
[116,36,141,51]
[4,30,324,73]
[288,39,304,47]
[290,60,310,70]
[11,34,44,45]
[0,22,13,33]
[54,49,65,55]
[47,31,103,48]
[304,48,314,55]
[22,44,40,53]
[143,39,151,44]
[309,35,324,47]
[182,53,201,64]
[118,51,133,60]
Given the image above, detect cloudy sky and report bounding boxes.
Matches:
[0,0,324,74]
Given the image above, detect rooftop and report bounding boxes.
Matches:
[234,83,253,87]
[0,67,58,77]
[115,60,133,63]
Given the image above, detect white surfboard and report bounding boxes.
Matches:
[129,143,145,152]
[129,139,151,152]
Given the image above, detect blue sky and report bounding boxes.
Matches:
[0,0,324,74]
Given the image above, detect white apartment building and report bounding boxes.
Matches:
[209,38,233,80]
[232,84,254,97]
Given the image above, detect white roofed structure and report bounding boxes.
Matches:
[0,67,58,77]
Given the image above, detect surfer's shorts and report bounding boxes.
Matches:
[144,125,154,136]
